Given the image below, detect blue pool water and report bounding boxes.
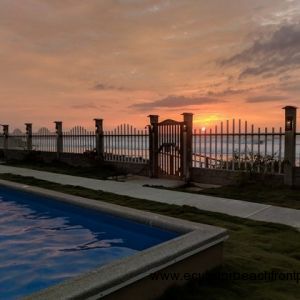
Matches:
[0,186,178,299]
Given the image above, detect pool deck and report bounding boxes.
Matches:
[0,165,299,230]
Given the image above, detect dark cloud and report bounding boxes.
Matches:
[221,24,300,79]
[71,102,98,109]
[93,83,126,91]
[246,95,287,103]
[277,80,300,93]
[207,87,252,97]
[130,95,223,111]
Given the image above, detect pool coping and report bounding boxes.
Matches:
[0,179,229,300]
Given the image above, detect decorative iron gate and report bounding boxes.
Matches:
[148,113,193,180]
[157,119,185,178]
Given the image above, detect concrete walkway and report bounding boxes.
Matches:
[0,165,299,229]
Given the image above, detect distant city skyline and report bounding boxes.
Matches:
[0,0,299,130]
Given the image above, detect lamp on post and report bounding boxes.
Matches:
[283,106,297,186]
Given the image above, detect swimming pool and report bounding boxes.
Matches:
[0,185,179,299]
[0,180,228,300]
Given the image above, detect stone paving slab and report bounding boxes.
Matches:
[249,206,300,229]
[0,165,299,229]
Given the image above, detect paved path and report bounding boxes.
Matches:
[0,165,299,229]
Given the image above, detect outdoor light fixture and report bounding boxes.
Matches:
[285,117,294,131]
[283,106,297,132]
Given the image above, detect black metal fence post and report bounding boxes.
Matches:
[3,125,8,151]
[25,123,32,151]
[54,121,63,158]
[148,115,159,178]
[94,119,104,160]
[283,106,297,186]
[182,113,193,182]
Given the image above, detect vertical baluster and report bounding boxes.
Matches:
[209,128,212,168]
[265,127,268,157]
[271,127,275,173]
[167,124,170,175]
[279,127,282,174]
[175,125,178,173]
[126,124,128,162]
[79,126,82,154]
[226,120,229,170]
[130,125,133,162]
[143,127,146,163]
[232,119,235,170]
[133,128,136,162]
[204,128,207,168]
[238,119,241,170]
[121,124,124,161]
[84,127,86,153]
[160,124,163,174]
[195,128,197,168]
[137,129,141,163]
[119,125,122,161]
[67,128,69,153]
[75,127,78,153]
[144,127,146,163]
[258,127,261,173]
[122,124,125,162]
[79,127,81,154]
[171,124,173,172]
[251,124,254,167]
[245,121,248,171]
[220,121,223,169]
[73,127,75,153]
[215,125,217,168]
[109,130,111,160]
[111,130,114,160]
[265,127,268,172]
[199,128,202,168]
[114,127,117,161]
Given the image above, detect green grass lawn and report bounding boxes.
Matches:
[5,160,300,210]
[0,173,299,300]
[175,182,300,210]
[3,160,124,179]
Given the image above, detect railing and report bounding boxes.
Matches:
[32,127,56,152]
[7,129,27,150]
[104,124,149,164]
[192,119,300,174]
[63,126,95,154]
[0,124,150,164]
[0,116,299,176]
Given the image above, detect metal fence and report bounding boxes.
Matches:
[7,129,27,150]
[0,115,299,175]
[32,127,56,152]
[0,124,149,164]
[192,119,300,174]
[62,126,95,154]
[104,124,149,164]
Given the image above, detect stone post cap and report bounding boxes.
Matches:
[148,115,159,124]
[282,106,297,110]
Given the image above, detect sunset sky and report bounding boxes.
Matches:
[0,0,300,130]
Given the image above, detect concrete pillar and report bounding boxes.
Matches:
[25,123,32,151]
[148,115,159,178]
[54,121,63,157]
[94,119,104,160]
[182,113,193,182]
[283,106,297,186]
[2,125,9,150]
